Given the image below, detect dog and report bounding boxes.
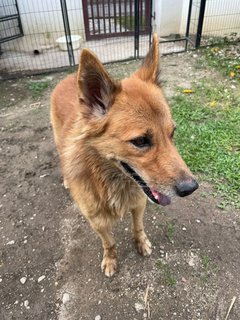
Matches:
[50,34,198,277]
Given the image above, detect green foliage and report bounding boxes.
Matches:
[28,80,50,97]
[171,81,240,209]
[156,260,177,286]
[196,44,240,82]
[166,222,176,242]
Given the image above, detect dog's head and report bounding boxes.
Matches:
[77,34,198,206]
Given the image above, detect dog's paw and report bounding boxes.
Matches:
[101,257,117,277]
[135,237,152,256]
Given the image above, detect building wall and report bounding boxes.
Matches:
[155,0,240,38]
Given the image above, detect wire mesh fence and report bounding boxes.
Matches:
[0,0,239,79]
[188,0,240,48]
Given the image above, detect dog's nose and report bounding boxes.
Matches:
[175,178,199,197]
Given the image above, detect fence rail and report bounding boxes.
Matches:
[0,0,239,79]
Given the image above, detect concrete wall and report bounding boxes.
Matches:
[2,0,85,52]
[17,0,84,36]
[155,0,240,38]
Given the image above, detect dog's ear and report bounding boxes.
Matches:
[77,49,120,117]
[135,33,160,84]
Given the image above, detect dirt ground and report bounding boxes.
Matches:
[0,52,240,320]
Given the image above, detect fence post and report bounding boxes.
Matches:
[196,0,206,48]
[60,0,75,66]
[134,0,140,59]
[185,0,193,51]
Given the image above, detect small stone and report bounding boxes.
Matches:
[182,227,187,231]
[135,302,145,312]
[0,278,2,282]
[95,316,101,320]
[7,240,15,245]
[37,275,45,283]
[24,300,29,309]
[62,293,70,304]
[196,219,201,223]
[20,277,27,284]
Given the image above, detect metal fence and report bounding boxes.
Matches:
[188,0,240,48]
[0,0,239,79]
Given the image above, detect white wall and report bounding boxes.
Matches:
[2,0,85,52]
[154,0,186,37]
[17,0,84,36]
[154,0,240,38]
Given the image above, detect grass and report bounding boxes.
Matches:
[27,80,50,97]
[196,44,240,82]
[200,254,216,283]
[166,221,176,242]
[116,15,145,31]
[171,80,240,209]
[156,260,177,287]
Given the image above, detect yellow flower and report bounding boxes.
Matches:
[183,89,194,94]
[229,71,235,77]
[210,101,216,107]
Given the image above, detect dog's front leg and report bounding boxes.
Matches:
[89,218,117,277]
[131,197,152,256]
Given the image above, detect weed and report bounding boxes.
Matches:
[201,255,210,270]
[166,222,176,242]
[171,80,240,209]
[196,44,240,81]
[27,80,50,97]
[156,260,177,286]
[200,254,214,283]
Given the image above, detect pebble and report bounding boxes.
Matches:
[182,227,187,231]
[20,277,27,284]
[62,293,70,304]
[0,278,2,282]
[196,219,201,223]
[135,302,145,312]
[24,300,30,309]
[37,275,45,283]
[7,240,15,245]
[95,316,101,320]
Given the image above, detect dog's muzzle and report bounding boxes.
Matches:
[120,161,171,206]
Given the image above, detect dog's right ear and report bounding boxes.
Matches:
[77,49,120,117]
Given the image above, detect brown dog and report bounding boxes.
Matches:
[51,34,198,277]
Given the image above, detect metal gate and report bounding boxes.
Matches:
[82,0,151,41]
[0,0,23,44]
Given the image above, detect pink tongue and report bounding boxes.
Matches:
[150,188,171,206]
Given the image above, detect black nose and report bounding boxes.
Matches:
[175,178,199,197]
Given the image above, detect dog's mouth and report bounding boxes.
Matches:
[120,161,171,206]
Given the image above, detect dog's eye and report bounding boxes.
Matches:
[130,136,152,148]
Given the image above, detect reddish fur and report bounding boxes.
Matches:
[50,34,195,277]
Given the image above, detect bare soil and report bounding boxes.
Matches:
[0,53,240,320]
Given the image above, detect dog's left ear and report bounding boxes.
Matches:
[77,49,120,117]
[135,33,160,84]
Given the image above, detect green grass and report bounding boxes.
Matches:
[156,260,177,287]
[171,81,240,209]
[166,221,176,242]
[196,44,240,81]
[27,80,50,97]
[117,15,145,31]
